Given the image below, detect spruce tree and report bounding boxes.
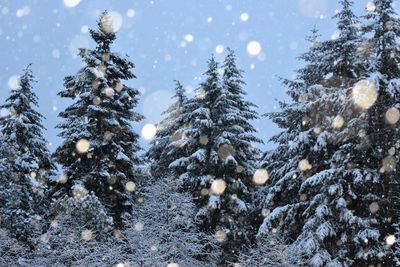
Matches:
[0,65,53,242]
[0,140,30,266]
[362,0,400,264]
[256,27,327,255]
[53,12,143,227]
[257,1,395,265]
[220,48,263,178]
[318,0,365,80]
[146,80,188,175]
[170,54,262,262]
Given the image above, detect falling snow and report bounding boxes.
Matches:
[141,123,157,140]
[211,179,226,195]
[247,41,262,56]
[253,168,269,185]
[75,138,90,153]
[352,80,378,110]
[7,75,20,90]
[215,44,224,54]
[1,1,400,266]
[63,0,81,8]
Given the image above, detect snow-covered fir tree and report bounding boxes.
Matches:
[0,65,53,243]
[169,54,262,263]
[362,0,400,264]
[125,174,220,267]
[0,65,53,181]
[221,48,263,179]
[0,140,30,266]
[256,26,328,264]
[146,80,188,175]
[257,1,397,265]
[317,0,365,80]
[2,2,400,266]
[53,12,144,227]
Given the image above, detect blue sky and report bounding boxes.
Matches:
[0,0,389,152]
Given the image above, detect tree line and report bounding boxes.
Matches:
[1,0,400,266]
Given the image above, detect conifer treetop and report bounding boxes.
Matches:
[53,11,143,227]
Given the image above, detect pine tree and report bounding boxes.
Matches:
[125,174,220,267]
[0,140,30,266]
[256,27,327,257]
[170,54,262,262]
[363,0,400,79]
[146,80,188,175]
[362,0,400,264]
[257,1,395,265]
[317,0,365,80]
[53,12,144,227]
[220,48,263,179]
[0,65,53,243]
